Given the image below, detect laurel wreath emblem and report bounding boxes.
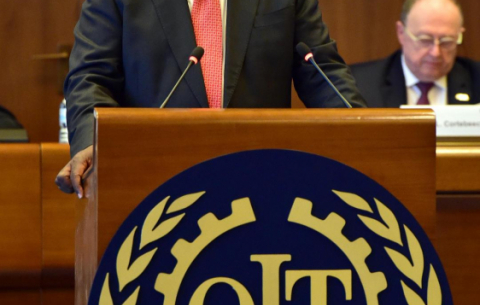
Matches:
[97,189,444,305]
[99,191,206,305]
[333,190,442,305]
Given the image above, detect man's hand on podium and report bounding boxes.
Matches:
[55,145,93,199]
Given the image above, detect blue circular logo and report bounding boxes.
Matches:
[89,149,452,305]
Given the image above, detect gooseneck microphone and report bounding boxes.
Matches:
[296,42,352,108]
[160,46,205,108]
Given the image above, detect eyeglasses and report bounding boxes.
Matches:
[404,26,463,51]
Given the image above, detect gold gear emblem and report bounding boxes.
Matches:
[288,197,388,305]
[155,197,256,305]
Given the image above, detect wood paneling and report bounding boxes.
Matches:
[437,145,480,192]
[0,290,40,305]
[319,0,404,64]
[40,143,75,288]
[0,1,80,143]
[454,1,480,60]
[42,289,75,305]
[93,109,436,259]
[0,144,41,288]
[0,143,75,303]
[437,195,480,305]
[436,145,480,305]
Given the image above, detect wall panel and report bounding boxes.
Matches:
[0,0,80,143]
[1,1,479,137]
[319,0,480,64]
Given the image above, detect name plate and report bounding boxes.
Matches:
[401,105,480,137]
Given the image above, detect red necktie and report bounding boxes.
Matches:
[416,82,434,105]
[191,0,223,108]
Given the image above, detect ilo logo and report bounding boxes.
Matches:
[89,150,452,305]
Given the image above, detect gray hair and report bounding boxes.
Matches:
[400,0,463,25]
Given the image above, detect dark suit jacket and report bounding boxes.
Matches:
[0,106,23,129]
[350,50,480,108]
[65,0,366,156]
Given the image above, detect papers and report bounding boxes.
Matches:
[401,105,480,137]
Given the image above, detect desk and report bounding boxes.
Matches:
[437,145,480,305]
[0,144,41,304]
[0,144,75,304]
[41,143,75,304]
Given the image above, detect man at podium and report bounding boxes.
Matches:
[56,0,366,197]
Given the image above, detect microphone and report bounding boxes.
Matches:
[296,42,352,108]
[160,46,205,108]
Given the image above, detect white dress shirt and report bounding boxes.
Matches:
[401,55,448,106]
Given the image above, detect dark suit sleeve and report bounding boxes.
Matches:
[64,0,124,157]
[292,0,366,108]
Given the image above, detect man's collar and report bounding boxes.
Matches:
[401,54,447,89]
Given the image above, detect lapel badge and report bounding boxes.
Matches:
[455,93,470,102]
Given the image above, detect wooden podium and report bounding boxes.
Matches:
[76,109,437,305]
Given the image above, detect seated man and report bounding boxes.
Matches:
[0,105,23,129]
[351,0,480,107]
